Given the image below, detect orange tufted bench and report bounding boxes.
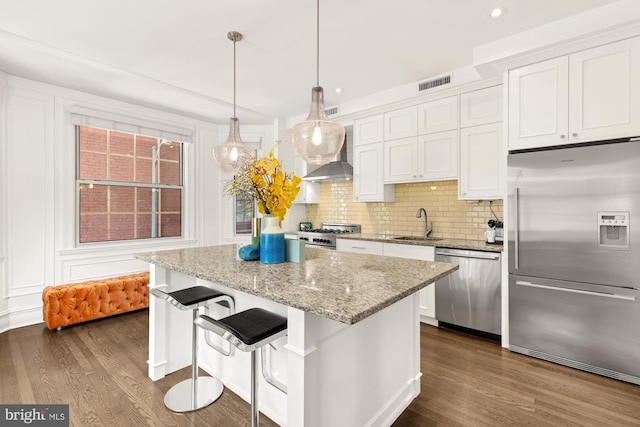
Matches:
[42,272,150,330]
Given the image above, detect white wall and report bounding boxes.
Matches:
[0,76,275,332]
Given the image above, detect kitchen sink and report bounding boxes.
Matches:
[392,236,444,242]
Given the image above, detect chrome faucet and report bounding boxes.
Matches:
[416,208,432,237]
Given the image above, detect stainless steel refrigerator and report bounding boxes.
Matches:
[508,138,640,385]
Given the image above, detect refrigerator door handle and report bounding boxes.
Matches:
[515,280,636,301]
[514,187,520,269]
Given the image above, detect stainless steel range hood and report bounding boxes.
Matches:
[302,131,353,182]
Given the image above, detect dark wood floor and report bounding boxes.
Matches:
[2,310,640,427]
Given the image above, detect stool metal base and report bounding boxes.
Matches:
[164,377,224,413]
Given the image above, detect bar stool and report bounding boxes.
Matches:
[150,285,235,412]
[195,308,287,427]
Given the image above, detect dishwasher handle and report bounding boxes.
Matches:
[435,250,500,261]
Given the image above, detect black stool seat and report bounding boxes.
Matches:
[199,308,287,346]
[168,286,226,307]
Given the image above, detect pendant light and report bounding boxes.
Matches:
[291,0,345,165]
[213,31,255,174]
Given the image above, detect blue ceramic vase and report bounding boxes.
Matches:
[260,215,285,264]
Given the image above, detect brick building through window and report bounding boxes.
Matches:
[77,126,183,243]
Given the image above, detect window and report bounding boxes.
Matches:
[76,126,183,243]
[235,192,255,235]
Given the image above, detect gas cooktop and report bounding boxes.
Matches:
[297,223,361,249]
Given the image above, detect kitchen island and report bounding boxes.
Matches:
[136,245,458,427]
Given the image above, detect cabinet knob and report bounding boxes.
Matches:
[572,132,578,137]
[560,134,566,139]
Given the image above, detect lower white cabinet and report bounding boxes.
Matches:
[383,243,437,324]
[337,240,437,324]
[336,239,384,255]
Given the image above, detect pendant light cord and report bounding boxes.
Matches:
[316,0,320,87]
[233,35,237,118]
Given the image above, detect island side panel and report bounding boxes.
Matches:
[148,265,197,380]
[286,293,422,427]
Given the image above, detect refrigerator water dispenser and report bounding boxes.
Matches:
[598,212,629,250]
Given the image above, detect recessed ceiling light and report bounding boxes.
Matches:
[490,7,506,18]
[335,87,343,93]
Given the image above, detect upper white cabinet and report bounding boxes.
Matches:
[459,122,503,200]
[460,86,503,128]
[459,86,504,201]
[383,137,416,182]
[384,106,418,141]
[354,113,384,145]
[418,130,458,180]
[384,131,457,183]
[508,37,640,150]
[292,155,319,204]
[353,114,394,202]
[418,96,458,134]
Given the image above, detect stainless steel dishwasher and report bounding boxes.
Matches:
[435,248,502,338]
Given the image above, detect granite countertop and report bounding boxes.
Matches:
[135,245,458,325]
[337,233,504,252]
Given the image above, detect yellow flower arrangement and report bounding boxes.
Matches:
[224,142,302,221]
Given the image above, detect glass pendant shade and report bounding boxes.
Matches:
[213,117,255,174]
[291,86,345,165]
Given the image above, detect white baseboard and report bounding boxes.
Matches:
[0,305,44,333]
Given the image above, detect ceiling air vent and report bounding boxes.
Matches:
[324,106,339,116]
[417,74,452,93]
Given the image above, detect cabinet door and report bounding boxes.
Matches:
[459,122,503,200]
[569,37,640,142]
[336,239,384,255]
[460,86,503,128]
[384,106,418,140]
[354,114,384,146]
[292,155,319,204]
[383,137,417,183]
[383,243,437,322]
[508,56,569,150]
[354,143,394,202]
[418,96,458,134]
[417,130,458,181]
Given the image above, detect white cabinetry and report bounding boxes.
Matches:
[384,131,457,183]
[354,113,384,145]
[417,130,458,181]
[382,243,437,324]
[292,155,319,204]
[383,96,459,184]
[384,106,417,141]
[353,114,394,202]
[508,37,640,150]
[459,123,503,200]
[460,85,502,128]
[336,239,384,255]
[418,96,458,134]
[459,85,504,200]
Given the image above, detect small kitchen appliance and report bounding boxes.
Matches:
[297,223,361,249]
[486,219,503,244]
